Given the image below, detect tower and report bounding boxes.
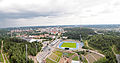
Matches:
[11,31,12,37]
[80,34,82,42]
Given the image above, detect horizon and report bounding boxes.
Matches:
[1,24,120,29]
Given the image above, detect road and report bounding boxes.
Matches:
[36,39,61,63]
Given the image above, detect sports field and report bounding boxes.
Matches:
[61,42,76,48]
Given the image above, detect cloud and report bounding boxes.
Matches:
[0,11,61,21]
[0,0,120,28]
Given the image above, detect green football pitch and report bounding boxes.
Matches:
[61,42,76,48]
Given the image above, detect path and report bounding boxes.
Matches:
[85,40,93,49]
[5,54,9,63]
[28,55,37,63]
[1,41,6,63]
[84,40,105,57]
[112,46,116,55]
[112,46,120,63]
[83,40,105,63]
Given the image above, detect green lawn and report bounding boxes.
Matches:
[67,53,75,57]
[63,53,75,58]
[49,53,59,62]
[72,56,79,61]
[45,58,56,63]
[61,42,76,48]
[49,51,63,62]
[53,51,63,57]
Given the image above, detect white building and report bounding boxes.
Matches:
[72,60,80,63]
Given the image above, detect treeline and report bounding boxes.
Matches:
[0,29,9,37]
[2,37,43,63]
[88,35,120,63]
[63,27,95,40]
[97,30,120,36]
[27,32,49,35]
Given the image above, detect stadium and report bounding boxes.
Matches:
[58,41,79,50]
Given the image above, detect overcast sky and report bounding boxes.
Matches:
[0,0,120,28]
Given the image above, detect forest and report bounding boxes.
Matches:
[63,27,96,40]
[1,37,43,63]
[88,35,120,63]
[63,27,120,63]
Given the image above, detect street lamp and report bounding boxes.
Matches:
[80,34,81,42]
[26,44,27,63]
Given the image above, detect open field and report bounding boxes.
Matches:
[85,53,103,63]
[66,53,75,57]
[46,50,76,63]
[49,53,59,61]
[86,54,96,63]
[91,53,103,60]
[53,51,63,57]
[61,42,76,48]
[46,51,63,63]
[45,58,56,63]
[72,56,79,61]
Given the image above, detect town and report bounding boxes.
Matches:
[1,25,120,63]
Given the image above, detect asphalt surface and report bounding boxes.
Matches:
[36,39,61,63]
[116,54,120,63]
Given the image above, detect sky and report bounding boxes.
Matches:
[0,0,120,28]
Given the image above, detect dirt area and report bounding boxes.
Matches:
[28,55,38,63]
[85,53,103,63]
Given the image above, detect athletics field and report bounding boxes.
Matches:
[61,42,76,48]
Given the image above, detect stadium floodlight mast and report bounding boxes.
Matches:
[80,34,82,42]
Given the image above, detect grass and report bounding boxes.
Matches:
[86,54,96,63]
[49,53,59,62]
[85,53,103,63]
[91,53,103,60]
[0,48,4,62]
[53,51,63,57]
[72,56,79,61]
[63,53,75,58]
[84,40,93,50]
[83,57,88,63]
[0,52,3,62]
[48,51,63,62]
[4,54,8,63]
[67,53,75,57]
[45,58,56,63]
[112,45,120,54]
[61,42,76,48]
[57,57,61,62]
